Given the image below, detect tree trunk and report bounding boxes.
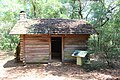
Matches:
[78,0,83,19]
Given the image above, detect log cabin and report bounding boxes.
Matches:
[10,11,96,63]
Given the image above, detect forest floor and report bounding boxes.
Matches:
[0,51,120,80]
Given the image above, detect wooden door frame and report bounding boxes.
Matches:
[49,35,64,62]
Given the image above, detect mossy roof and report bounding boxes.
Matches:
[10,19,96,34]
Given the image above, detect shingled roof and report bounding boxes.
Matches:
[10,19,96,34]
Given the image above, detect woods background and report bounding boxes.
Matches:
[0,0,120,67]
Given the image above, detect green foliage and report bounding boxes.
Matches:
[88,0,120,67]
[0,0,22,51]
[23,0,70,18]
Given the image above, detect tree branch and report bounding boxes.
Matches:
[31,0,36,18]
[78,0,83,19]
[81,1,87,11]
[85,9,92,20]
[100,17,109,26]
[93,5,118,27]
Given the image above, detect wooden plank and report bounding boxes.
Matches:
[49,37,51,61]
[26,56,49,59]
[64,47,87,51]
[26,58,49,62]
[25,56,49,62]
[51,34,63,37]
[64,49,75,52]
[64,34,89,38]
[62,36,64,62]
[25,47,49,50]
[25,38,49,41]
[25,34,50,38]
[64,39,86,42]
[25,53,49,57]
[25,45,49,48]
[25,54,49,58]
[25,42,49,45]
[25,50,49,53]
[64,42,86,45]
[64,37,82,40]
[25,40,49,44]
[25,55,49,59]
[25,37,49,39]
[64,45,87,48]
[64,39,85,42]
[25,38,49,42]
[64,39,87,42]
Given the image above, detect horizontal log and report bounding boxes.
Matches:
[25,57,49,62]
[25,40,49,45]
[64,43,86,45]
[64,47,87,51]
[64,57,76,61]
[64,38,86,41]
[25,59,49,62]
[25,53,49,57]
[25,49,49,53]
[64,34,89,38]
[64,39,86,42]
[64,42,86,45]
[25,38,49,42]
[20,44,24,46]
[25,47,49,50]
[64,37,77,39]
[64,45,87,48]
[64,49,75,53]
[64,38,87,41]
[20,37,24,39]
[25,37,49,39]
[25,34,50,38]
[25,45,49,48]
[64,52,73,55]
[25,54,49,58]
[64,46,87,52]
[20,40,24,42]
[25,57,49,60]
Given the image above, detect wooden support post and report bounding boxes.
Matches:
[62,36,64,62]
[77,57,82,66]
[49,36,51,62]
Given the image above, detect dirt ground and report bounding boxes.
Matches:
[0,52,120,80]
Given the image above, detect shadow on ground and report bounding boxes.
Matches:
[3,59,24,68]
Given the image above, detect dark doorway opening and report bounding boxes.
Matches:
[51,37,62,61]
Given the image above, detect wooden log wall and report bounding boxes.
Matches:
[19,34,89,63]
[24,34,50,63]
[20,35,25,61]
[63,34,89,61]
